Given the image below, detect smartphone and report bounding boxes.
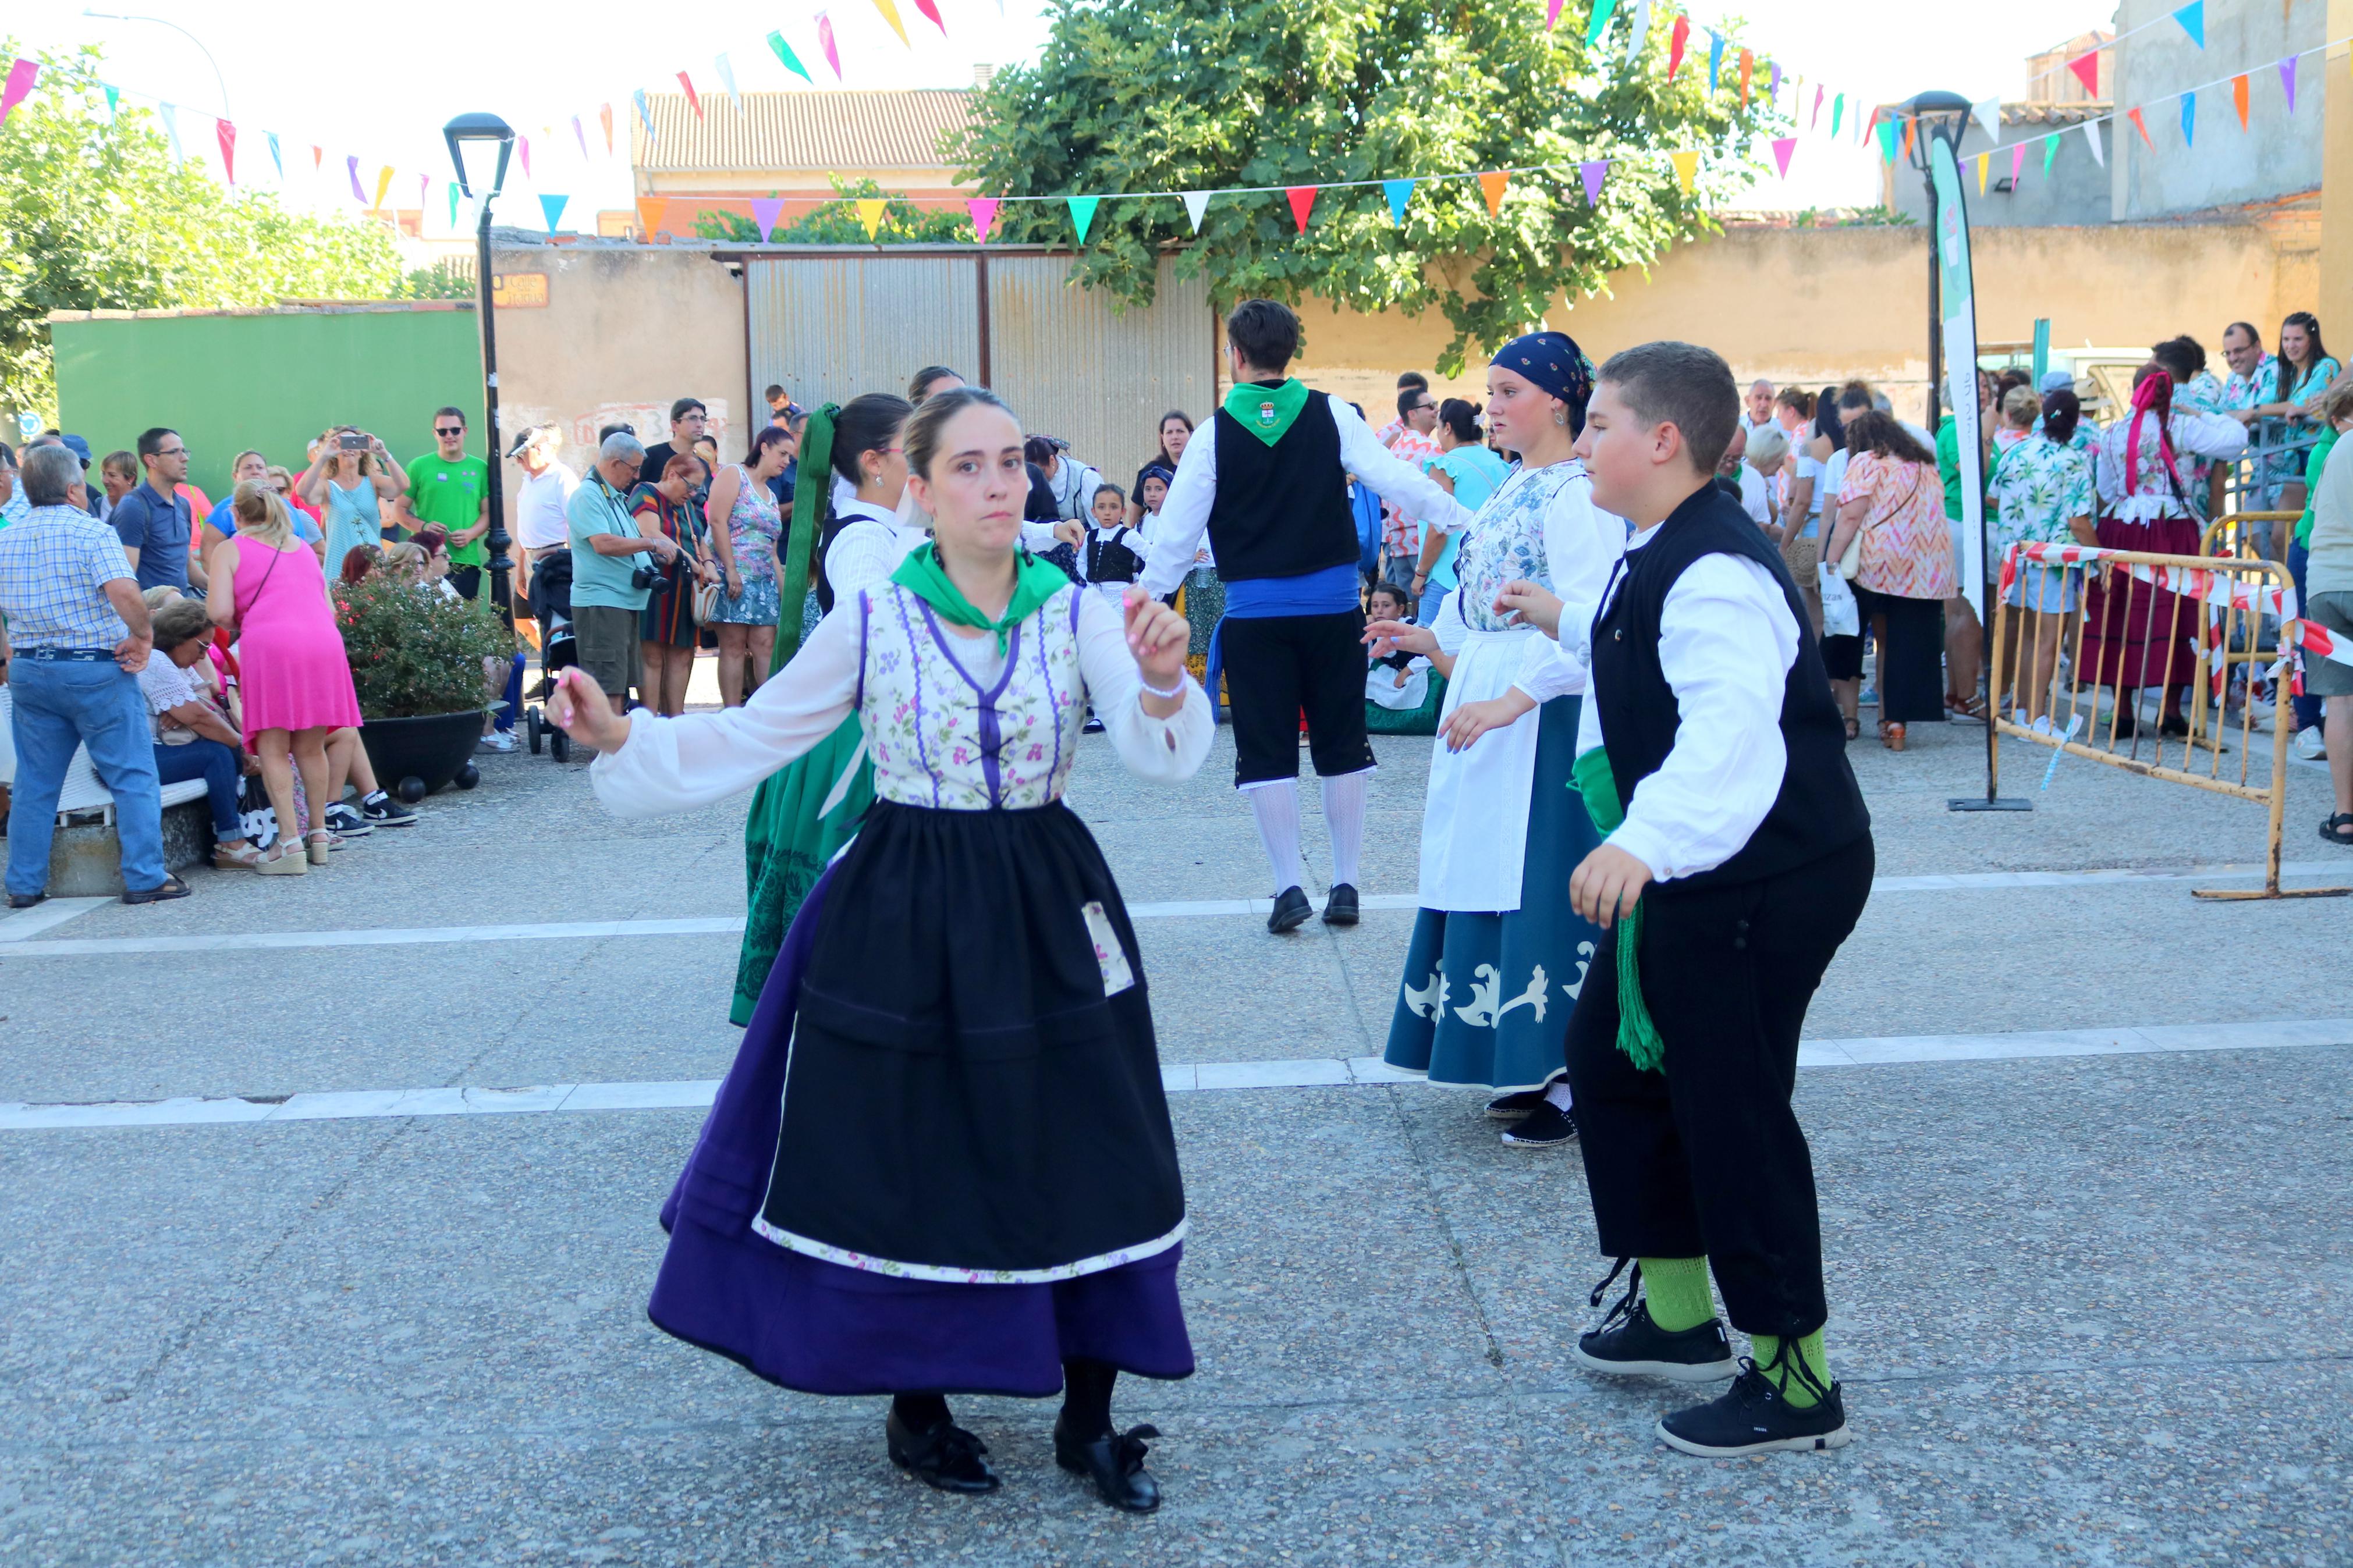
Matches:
[339,432,367,451]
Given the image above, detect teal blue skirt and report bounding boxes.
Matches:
[1382,696,1605,1091]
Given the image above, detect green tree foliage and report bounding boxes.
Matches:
[0,42,425,419]
[954,0,1780,371]
[694,176,969,244]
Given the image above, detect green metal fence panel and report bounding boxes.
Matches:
[49,305,485,505]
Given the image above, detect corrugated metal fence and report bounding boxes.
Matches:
[745,250,1212,496]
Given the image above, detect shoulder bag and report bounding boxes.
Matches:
[1837,461,1926,581]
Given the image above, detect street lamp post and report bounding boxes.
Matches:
[442,113,517,623]
[1899,92,1974,435]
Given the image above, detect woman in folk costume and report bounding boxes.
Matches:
[548,387,1212,1511]
[1363,333,1623,1150]
[727,394,918,1025]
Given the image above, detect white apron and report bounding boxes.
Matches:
[1415,624,1547,913]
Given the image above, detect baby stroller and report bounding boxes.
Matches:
[522,547,578,762]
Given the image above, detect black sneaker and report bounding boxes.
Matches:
[360,794,418,828]
[1500,1101,1577,1148]
[1485,1089,1546,1120]
[1266,886,1312,933]
[1656,1357,1850,1457]
[1572,1261,1736,1382]
[1321,883,1358,925]
[322,802,374,838]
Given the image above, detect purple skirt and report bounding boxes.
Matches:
[648,859,1195,1398]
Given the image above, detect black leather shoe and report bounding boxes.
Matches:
[1266,886,1312,933]
[1320,883,1359,926]
[886,1408,1000,1494]
[1054,1415,1162,1513]
[6,891,46,910]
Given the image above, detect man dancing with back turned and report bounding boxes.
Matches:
[1144,300,1470,932]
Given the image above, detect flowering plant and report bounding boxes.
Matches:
[333,575,514,719]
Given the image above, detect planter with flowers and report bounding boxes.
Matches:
[335,575,515,799]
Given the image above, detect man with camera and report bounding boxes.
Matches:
[564,432,682,726]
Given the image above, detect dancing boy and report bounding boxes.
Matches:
[1558,341,1874,1456]
[1144,300,1470,931]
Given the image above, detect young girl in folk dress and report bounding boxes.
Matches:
[549,387,1211,1513]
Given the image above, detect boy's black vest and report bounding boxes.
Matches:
[1589,483,1869,895]
[1205,386,1361,582]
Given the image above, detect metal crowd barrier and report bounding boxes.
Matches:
[1985,540,2349,902]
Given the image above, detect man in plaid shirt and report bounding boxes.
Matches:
[0,445,186,906]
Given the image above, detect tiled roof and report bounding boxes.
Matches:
[633,89,976,173]
[2001,101,2111,127]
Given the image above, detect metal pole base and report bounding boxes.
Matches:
[1947,797,2034,812]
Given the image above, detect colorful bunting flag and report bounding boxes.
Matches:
[311,145,321,172]
[2067,52,2100,98]
[103,84,119,120]
[159,102,184,165]
[519,136,531,178]
[2178,91,2195,146]
[634,90,656,147]
[2080,120,2104,166]
[913,0,946,36]
[768,30,814,83]
[1706,30,1725,94]
[1770,137,1795,178]
[1971,96,2001,142]
[2280,55,2298,113]
[1285,186,1317,233]
[573,116,587,158]
[1875,116,1897,163]
[1382,179,1414,225]
[346,154,363,202]
[448,182,459,227]
[1811,86,1825,129]
[540,194,569,234]
[1667,14,1688,80]
[753,195,784,239]
[1578,159,1609,205]
[1737,49,1753,109]
[1669,150,1698,194]
[2231,73,2249,129]
[1067,195,1100,243]
[636,197,668,238]
[715,54,739,106]
[1545,0,1564,32]
[869,0,910,47]
[855,198,887,239]
[1624,0,1652,67]
[1478,170,1508,215]
[0,58,37,127]
[1975,151,1988,194]
[2171,1,2203,48]
[1830,93,1843,138]
[2011,142,2026,183]
[1900,118,1915,161]
[677,72,703,118]
[1768,62,1780,101]
[1180,190,1212,233]
[1584,0,1618,49]
[599,104,613,154]
[966,196,998,242]
[215,120,236,183]
[374,165,393,212]
[2043,134,2057,177]
[266,131,282,181]
[2128,105,2152,148]
[416,172,427,213]
[818,13,843,79]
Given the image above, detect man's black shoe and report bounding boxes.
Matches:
[1266,886,1312,933]
[1573,1260,1734,1382]
[1657,1359,1851,1456]
[7,891,46,910]
[1321,883,1359,925]
[885,1408,1000,1494]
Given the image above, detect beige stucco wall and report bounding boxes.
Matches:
[2322,5,2353,339]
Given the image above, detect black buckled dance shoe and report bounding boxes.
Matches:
[1053,1416,1162,1512]
[1266,886,1312,933]
[1320,883,1359,926]
[886,1408,1001,1494]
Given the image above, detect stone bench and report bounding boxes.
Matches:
[0,685,212,895]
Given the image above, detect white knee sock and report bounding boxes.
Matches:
[1320,769,1370,889]
[1543,1078,1574,1111]
[1244,779,1304,895]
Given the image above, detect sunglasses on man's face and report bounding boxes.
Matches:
[435,426,464,437]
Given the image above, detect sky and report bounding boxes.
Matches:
[1,0,2125,234]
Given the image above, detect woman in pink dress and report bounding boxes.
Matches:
[205,480,364,875]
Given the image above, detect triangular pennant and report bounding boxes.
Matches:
[1067,194,1100,243]
[2280,55,2298,113]
[1830,93,1844,139]
[1971,96,2001,142]
[2231,73,2249,129]
[768,30,814,82]
[0,58,37,127]
[1900,117,1917,161]
[1579,159,1609,205]
[346,153,364,201]
[869,0,910,46]
[715,54,739,105]
[1180,190,1212,233]
[854,197,888,239]
[267,130,282,181]
[2067,52,2100,97]
[1669,150,1698,194]
[2011,142,2027,183]
[519,136,531,179]
[753,195,785,240]
[1545,0,1564,31]
[1975,151,1988,194]
[159,102,184,165]
[102,83,119,120]
[677,72,703,119]
[1623,0,1652,67]
[2080,120,2104,166]
[1286,185,1317,233]
[1478,170,1508,215]
[2178,91,2195,146]
[448,182,459,227]
[599,104,613,154]
[417,172,428,212]
[311,144,322,172]
[966,196,999,242]
[913,0,947,33]
[2171,1,2203,48]
[540,194,569,234]
[1382,179,1413,225]
[2043,134,2058,177]
[1875,117,1897,163]
[1706,31,1725,94]
[636,197,667,238]
[1769,62,1781,101]
[1737,49,1754,109]
[573,116,587,158]
[1584,0,1619,49]
[215,120,236,184]
[817,13,843,79]
[634,90,656,147]
[1667,14,1689,80]
[374,165,393,212]
[2128,106,2153,148]
[1770,137,1796,178]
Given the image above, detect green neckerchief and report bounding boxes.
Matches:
[889,541,1069,654]
[776,402,839,664]
[1223,377,1312,448]
[1570,746,1665,1074]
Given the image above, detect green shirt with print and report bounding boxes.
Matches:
[406,453,491,566]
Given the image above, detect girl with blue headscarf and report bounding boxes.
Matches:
[1362,330,1627,1148]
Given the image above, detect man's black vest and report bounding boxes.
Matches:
[1589,483,1870,894]
[1205,385,1361,582]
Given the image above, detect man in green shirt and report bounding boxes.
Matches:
[399,406,491,599]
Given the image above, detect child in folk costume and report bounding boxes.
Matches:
[1547,343,1874,1457]
[551,387,1212,1512]
[1362,333,1623,1150]
[1080,483,1149,589]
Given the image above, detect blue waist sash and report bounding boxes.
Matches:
[1204,562,1361,709]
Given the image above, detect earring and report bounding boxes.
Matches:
[1554,410,1567,426]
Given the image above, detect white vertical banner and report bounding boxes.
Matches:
[1928,130,1984,606]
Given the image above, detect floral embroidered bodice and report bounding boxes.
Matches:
[856,582,1086,810]
[1451,462,1581,633]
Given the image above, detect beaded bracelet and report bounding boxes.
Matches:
[1138,675,1186,701]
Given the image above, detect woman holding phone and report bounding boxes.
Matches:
[299,427,406,579]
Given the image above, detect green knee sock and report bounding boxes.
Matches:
[1637,1256,1715,1332]
[1748,1329,1832,1408]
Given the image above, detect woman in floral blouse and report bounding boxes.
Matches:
[1988,389,2096,727]
[1822,411,1953,751]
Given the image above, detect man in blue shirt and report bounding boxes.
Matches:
[110,427,204,593]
